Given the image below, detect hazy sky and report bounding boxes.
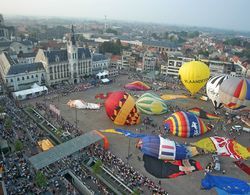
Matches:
[1,0,249,31]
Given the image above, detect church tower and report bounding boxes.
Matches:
[67,25,79,84]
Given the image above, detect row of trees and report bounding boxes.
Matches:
[99,39,129,55]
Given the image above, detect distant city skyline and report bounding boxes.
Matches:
[1,0,250,32]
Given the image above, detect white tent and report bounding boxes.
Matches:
[101,78,110,83]
[96,70,109,79]
[12,83,48,100]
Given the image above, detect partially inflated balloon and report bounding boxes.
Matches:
[164,111,209,138]
[136,93,168,115]
[206,74,231,109]
[219,77,250,110]
[124,81,150,91]
[179,61,210,95]
[105,91,140,125]
[137,135,198,160]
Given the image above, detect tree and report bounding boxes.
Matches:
[14,140,23,152]
[99,41,122,55]
[92,160,102,174]
[132,189,140,195]
[4,118,12,130]
[106,28,118,35]
[0,105,4,113]
[35,171,47,188]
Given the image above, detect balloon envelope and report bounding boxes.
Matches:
[206,74,231,109]
[219,77,250,110]
[192,136,250,160]
[136,93,168,115]
[201,174,250,194]
[105,91,140,125]
[143,154,203,178]
[124,81,150,91]
[179,61,210,95]
[138,135,198,160]
[164,111,209,138]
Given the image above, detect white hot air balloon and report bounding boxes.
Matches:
[206,74,231,109]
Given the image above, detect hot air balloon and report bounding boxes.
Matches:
[124,81,150,91]
[104,91,140,125]
[179,61,210,95]
[187,107,220,120]
[143,154,203,179]
[201,174,250,194]
[192,136,250,160]
[219,77,250,110]
[206,74,231,109]
[137,135,198,160]
[67,100,101,109]
[136,93,168,115]
[164,111,209,138]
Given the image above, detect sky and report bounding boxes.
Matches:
[1,0,250,31]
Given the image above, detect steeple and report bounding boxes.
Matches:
[71,25,76,46]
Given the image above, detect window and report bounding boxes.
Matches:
[11,79,13,82]
[27,76,29,79]
[17,77,20,81]
[6,79,8,83]
[31,75,34,78]
[22,77,25,80]
[36,74,38,78]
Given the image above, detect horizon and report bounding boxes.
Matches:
[1,0,250,32]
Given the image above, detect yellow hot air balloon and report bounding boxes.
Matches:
[179,61,210,95]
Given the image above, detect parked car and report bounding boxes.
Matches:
[231,125,243,132]
[212,154,221,171]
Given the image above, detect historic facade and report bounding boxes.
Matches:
[35,26,92,86]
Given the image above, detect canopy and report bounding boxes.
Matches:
[12,83,48,100]
[101,78,110,83]
[38,139,54,151]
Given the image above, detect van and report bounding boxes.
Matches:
[231,125,242,132]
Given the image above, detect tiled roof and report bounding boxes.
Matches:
[92,53,107,62]
[44,50,68,63]
[78,47,91,59]
[7,62,44,75]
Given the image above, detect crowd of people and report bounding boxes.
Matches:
[88,144,169,195]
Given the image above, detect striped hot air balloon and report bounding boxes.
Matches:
[164,111,209,138]
[104,91,140,125]
[206,74,231,109]
[137,135,198,160]
[136,93,168,115]
[219,77,250,110]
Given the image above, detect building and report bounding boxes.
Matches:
[35,25,92,86]
[92,53,110,74]
[0,14,15,40]
[143,40,178,53]
[200,59,244,77]
[17,52,36,64]
[0,52,46,91]
[161,56,194,77]
[110,55,122,69]
[142,51,157,72]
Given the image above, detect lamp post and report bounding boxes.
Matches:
[127,137,131,164]
[75,107,78,129]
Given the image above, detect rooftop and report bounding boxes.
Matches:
[7,62,44,75]
[29,130,103,170]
